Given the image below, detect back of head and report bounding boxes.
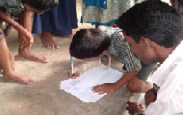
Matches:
[24,0,59,12]
[70,29,110,59]
[117,0,183,48]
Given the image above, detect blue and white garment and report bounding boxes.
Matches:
[82,0,107,9]
[81,0,144,26]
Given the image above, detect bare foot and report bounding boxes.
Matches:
[18,48,48,63]
[41,32,59,49]
[3,71,34,84]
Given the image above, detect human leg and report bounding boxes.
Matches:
[32,0,77,49]
[126,77,153,93]
[18,10,48,63]
[0,33,34,84]
[40,31,59,49]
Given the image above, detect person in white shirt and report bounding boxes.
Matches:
[117,0,183,114]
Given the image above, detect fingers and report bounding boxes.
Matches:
[126,100,137,105]
[68,72,80,78]
[28,78,34,84]
[19,37,33,49]
[126,101,142,115]
[139,104,144,109]
[29,38,34,44]
[126,101,135,115]
[126,100,132,105]
[97,91,105,95]
[92,84,108,94]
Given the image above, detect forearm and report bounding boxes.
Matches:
[19,10,33,32]
[18,10,34,49]
[0,11,24,32]
[114,71,138,89]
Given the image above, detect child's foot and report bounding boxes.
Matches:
[3,71,34,84]
[18,48,48,63]
[41,32,59,49]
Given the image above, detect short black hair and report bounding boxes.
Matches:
[117,0,183,48]
[70,29,110,59]
[24,0,59,12]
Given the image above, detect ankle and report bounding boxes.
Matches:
[42,31,51,36]
[3,70,14,76]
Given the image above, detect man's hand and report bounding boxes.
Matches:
[92,83,119,94]
[126,101,144,115]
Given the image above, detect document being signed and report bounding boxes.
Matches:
[59,67,123,102]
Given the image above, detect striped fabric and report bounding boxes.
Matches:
[103,27,142,72]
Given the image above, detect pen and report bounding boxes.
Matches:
[70,56,74,76]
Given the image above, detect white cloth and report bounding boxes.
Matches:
[145,41,183,115]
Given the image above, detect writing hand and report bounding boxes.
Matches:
[68,71,80,79]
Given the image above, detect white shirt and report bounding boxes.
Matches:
[145,41,183,115]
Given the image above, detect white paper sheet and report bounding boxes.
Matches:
[59,67,124,103]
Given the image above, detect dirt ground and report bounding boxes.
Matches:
[0,27,133,115]
[0,1,134,115]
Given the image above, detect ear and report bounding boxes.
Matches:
[140,37,151,47]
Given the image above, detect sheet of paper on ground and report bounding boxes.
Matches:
[59,66,124,103]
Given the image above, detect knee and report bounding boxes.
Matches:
[127,80,139,92]
[126,78,145,93]
[127,78,153,93]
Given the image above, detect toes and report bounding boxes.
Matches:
[27,78,34,84]
[21,78,34,85]
[45,44,50,49]
[54,44,59,49]
[39,56,48,63]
